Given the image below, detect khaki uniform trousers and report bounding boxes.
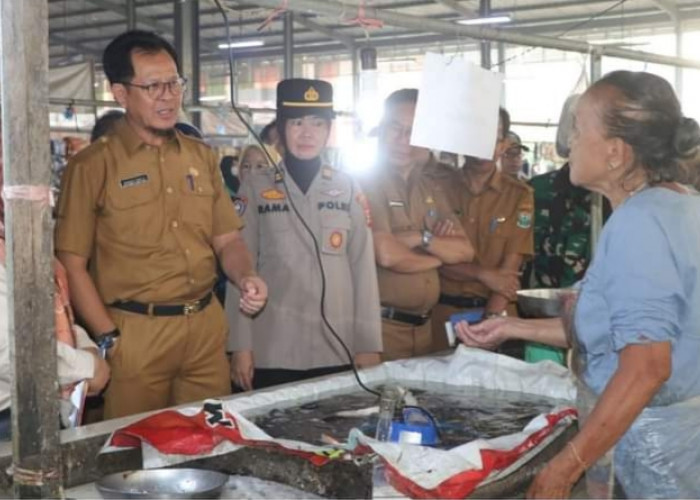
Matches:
[103,299,230,419]
[381,319,433,362]
[431,303,459,352]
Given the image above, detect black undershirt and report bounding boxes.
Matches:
[285,153,321,194]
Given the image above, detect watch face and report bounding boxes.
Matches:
[97,336,115,350]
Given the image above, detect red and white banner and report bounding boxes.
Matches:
[351,407,577,498]
[103,400,576,499]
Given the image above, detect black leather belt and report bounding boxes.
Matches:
[110,292,213,317]
[439,294,487,308]
[381,306,430,326]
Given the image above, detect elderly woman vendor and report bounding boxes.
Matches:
[456,70,700,499]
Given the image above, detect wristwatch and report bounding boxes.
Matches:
[95,328,120,358]
[421,230,434,249]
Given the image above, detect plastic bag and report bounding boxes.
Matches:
[613,395,700,498]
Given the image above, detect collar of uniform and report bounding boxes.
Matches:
[115,118,182,156]
[460,165,502,193]
[488,169,504,192]
[422,154,439,175]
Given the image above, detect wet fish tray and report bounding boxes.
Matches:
[217,347,578,497]
[253,383,560,449]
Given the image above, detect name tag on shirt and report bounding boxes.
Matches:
[389,200,405,208]
[120,174,149,188]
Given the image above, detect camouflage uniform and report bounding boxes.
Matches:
[523,163,594,289]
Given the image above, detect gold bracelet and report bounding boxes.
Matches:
[567,441,589,470]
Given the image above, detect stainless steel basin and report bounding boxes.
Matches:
[516,288,570,318]
[97,469,228,499]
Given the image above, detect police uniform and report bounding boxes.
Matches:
[55,118,241,418]
[431,166,534,350]
[225,79,382,385]
[362,157,460,360]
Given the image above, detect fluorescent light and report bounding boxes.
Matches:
[457,15,511,26]
[588,39,649,47]
[218,40,265,49]
[199,95,229,102]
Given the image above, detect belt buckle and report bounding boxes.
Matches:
[183,300,202,316]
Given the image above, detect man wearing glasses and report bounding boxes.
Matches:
[56,30,267,419]
[500,131,530,181]
[431,108,534,353]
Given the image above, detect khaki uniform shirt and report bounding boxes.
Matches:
[435,166,534,299]
[361,159,459,314]
[225,163,382,370]
[55,119,241,304]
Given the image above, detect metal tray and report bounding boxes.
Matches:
[97,468,228,499]
[516,288,568,318]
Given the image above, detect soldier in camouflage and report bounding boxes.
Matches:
[522,163,593,289]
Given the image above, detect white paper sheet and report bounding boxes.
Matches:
[411,52,504,159]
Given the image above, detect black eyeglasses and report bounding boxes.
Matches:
[121,76,188,99]
[503,150,523,159]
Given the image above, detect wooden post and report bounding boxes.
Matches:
[0,0,63,497]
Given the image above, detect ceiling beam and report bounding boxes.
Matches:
[649,0,679,21]
[435,0,475,18]
[194,9,699,65]
[84,0,171,32]
[293,16,355,48]
[49,32,101,57]
[238,0,700,69]
[49,7,103,20]
[84,0,222,54]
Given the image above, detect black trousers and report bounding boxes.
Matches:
[252,365,351,390]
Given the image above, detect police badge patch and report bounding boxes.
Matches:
[261,188,286,200]
[322,188,345,197]
[233,195,247,216]
[329,231,343,249]
[517,211,532,229]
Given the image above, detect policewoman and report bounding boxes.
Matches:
[225,79,383,390]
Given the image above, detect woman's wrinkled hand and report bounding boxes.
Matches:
[455,317,513,350]
[526,447,585,499]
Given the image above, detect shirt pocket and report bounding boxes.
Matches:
[180,173,215,234]
[388,207,414,233]
[321,213,351,256]
[106,173,163,246]
[259,203,292,256]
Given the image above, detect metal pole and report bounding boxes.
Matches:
[243,0,700,70]
[283,11,294,79]
[497,41,506,104]
[0,1,63,496]
[589,52,603,255]
[174,0,201,128]
[479,0,491,69]
[231,59,239,104]
[351,46,360,110]
[47,97,290,115]
[675,19,683,99]
[126,0,137,30]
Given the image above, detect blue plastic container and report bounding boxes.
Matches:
[388,407,439,446]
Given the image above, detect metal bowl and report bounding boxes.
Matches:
[97,469,228,499]
[516,288,568,318]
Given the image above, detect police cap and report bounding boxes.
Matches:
[276,78,335,121]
